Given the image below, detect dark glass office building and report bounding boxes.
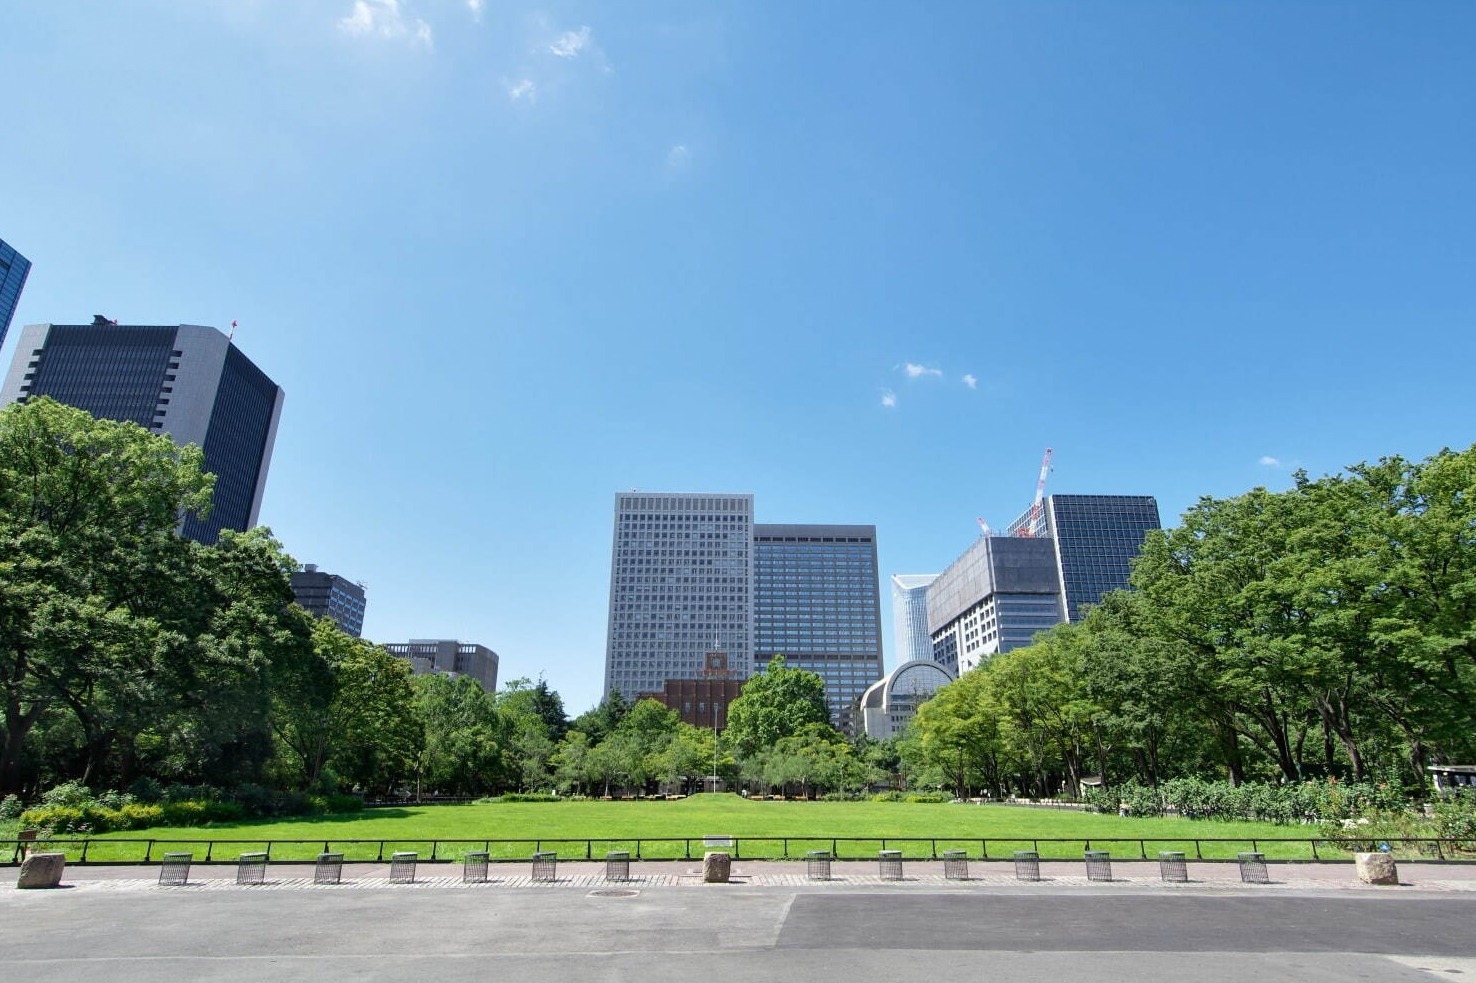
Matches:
[753,524,884,733]
[291,564,368,637]
[1,322,285,545]
[0,239,32,351]
[1043,494,1162,623]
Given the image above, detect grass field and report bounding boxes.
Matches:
[6,794,1377,864]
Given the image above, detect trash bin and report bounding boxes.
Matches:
[158,852,192,886]
[1238,851,1269,884]
[389,851,417,884]
[1084,850,1112,882]
[532,851,558,882]
[1013,850,1041,882]
[878,849,904,880]
[315,852,344,885]
[806,850,831,881]
[606,850,631,882]
[464,851,490,884]
[943,850,969,880]
[1158,851,1187,883]
[236,852,268,886]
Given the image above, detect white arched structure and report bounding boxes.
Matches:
[859,659,955,739]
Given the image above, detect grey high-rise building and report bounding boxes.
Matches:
[889,574,938,666]
[604,493,755,699]
[753,524,884,732]
[0,239,32,351]
[291,564,367,637]
[931,494,1161,673]
[1,321,285,544]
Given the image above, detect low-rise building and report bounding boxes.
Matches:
[382,639,499,692]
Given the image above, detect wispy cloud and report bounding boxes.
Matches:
[339,0,432,49]
[904,363,943,379]
[467,0,483,21]
[549,26,592,58]
[962,373,978,389]
[667,144,691,169]
[881,389,897,409]
[1259,455,1282,467]
[505,78,537,102]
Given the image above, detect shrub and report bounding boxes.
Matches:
[491,793,561,803]
[40,781,95,809]
[0,794,24,822]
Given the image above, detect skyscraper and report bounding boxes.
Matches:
[604,493,755,698]
[0,239,32,351]
[889,574,938,666]
[1004,494,1162,622]
[931,494,1161,673]
[291,564,368,637]
[927,536,1065,673]
[1,321,285,544]
[753,524,884,732]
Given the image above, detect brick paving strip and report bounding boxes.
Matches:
[6,859,1476,894]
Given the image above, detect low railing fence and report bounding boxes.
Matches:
[5,835,1475,867]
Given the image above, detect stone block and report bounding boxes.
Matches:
[703,851,731,883]
[16,853,65,889]
[1355,852,1399,885]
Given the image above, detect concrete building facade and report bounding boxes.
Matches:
[2,321,284,544]
[382,639,499,692]
[931,494,1162,673]
[290,564,367,637]
[604,492,755,699]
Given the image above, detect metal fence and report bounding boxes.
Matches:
[4,835,1474,866]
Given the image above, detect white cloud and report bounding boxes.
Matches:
[467,0,483,19]
[1259,455,1281,466]
[667,144,691,169]
[904,363,943,379]
[506,78,537,101]
[962,373,978,389]
[338,0,432,48]
[881,389,897,409]
[549,26,592,58]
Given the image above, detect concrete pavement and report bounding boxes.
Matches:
[3,859,1475,982]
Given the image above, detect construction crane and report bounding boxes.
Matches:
[976,517,992,537]
[1015,447,1054,538]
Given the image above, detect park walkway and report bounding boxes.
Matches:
[7,857,1476,894]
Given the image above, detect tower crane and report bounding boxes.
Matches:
[1015,447,1054,538]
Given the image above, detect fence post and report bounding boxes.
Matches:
[145,840,154,863]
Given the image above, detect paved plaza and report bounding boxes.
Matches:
[3,859,1475,982]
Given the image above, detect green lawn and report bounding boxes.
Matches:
[10,794,1364,864]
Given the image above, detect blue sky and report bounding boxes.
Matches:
[4,1,1474,715]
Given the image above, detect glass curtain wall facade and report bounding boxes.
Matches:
[604,493,754,699]
[1044,494,1162,622]
[1,322,285,545]
[890,574,938,666]
[0,239,32,350]
[753,524,884,732]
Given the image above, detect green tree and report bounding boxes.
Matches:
[413,672,503,795]
[724,656,832,759]
[0,398,214,793]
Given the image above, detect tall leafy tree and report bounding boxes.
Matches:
[724,656,833,759]
[0,398,212,794]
